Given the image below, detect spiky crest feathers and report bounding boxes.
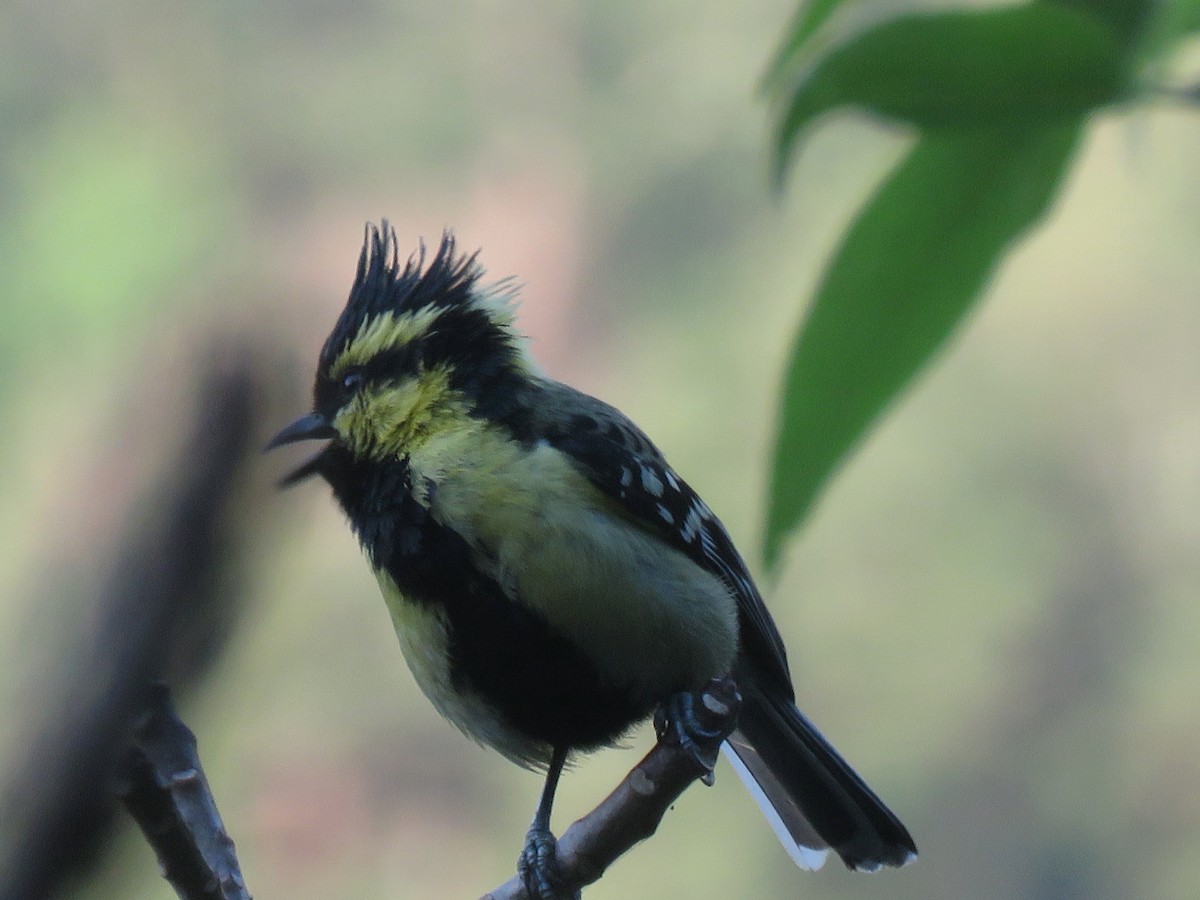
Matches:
[320,222,522,375]
[311,222,535,451]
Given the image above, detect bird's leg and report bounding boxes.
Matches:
[517,745,579,900]
[654,685,731,786]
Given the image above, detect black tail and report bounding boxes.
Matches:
[723,679,917,871]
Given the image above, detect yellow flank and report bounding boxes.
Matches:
[333,364,472,460]
[332,307,444,377]
[409,424,739,701]
[374,567,549,767]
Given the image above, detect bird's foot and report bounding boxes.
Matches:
[654,679,741,783]
[518,825,579,900]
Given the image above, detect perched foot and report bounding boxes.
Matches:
[654,679,741,782]
[518,825,579,900]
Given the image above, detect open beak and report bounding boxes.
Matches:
[266,412,338,487]
[266,412,337,449]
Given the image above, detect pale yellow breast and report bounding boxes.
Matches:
[410,429,739,700]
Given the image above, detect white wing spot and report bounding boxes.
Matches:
[620,467,633,487]
[681,507,703,543]
[640,466,665,498]
[657,504,674,524]
[664,469,681,490]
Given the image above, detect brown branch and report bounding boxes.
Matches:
[482,676,741,900]
[115,683,250,900]
[0,348,272,900]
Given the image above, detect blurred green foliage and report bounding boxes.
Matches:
[763,0,1196,564]
[766,121,1083,566]
[0,1,1197,899]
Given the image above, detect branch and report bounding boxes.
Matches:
[481,675,741,900]
[115,684,250,900]
[0,350,269,900]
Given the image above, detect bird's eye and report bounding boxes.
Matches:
[341,371,365,395]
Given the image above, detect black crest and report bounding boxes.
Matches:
[319,222,482,371]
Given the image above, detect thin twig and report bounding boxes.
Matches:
[482,675,741,900]
[116,684,251,900]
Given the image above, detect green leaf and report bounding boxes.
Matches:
[1138,0,1200,58]
[774,4,1125,179]
[1164,0,1200,39]
[1183,0,1200,32]
[762,0,855,91]
[1056,0,1156,46]
[763,123,1082,569]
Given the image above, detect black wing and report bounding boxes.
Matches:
[538,396,795,697]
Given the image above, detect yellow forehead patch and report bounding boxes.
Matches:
[332,307,443,376]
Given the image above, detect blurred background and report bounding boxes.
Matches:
[1,1,1198,898]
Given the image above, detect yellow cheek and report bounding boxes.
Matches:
[333,399,387,455]
[332,369,467,459]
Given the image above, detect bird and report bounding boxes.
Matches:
[268,222,916,897]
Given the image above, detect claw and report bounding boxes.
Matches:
[656,679,741,780]
[518,826,579,900]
